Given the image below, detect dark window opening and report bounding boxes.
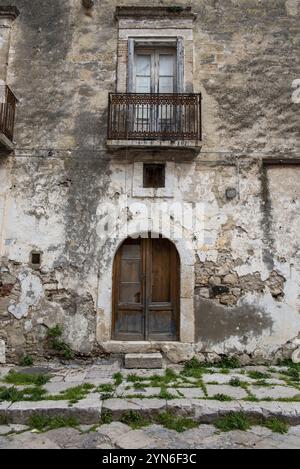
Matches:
[143,164,165,188]
[31,252,41,266]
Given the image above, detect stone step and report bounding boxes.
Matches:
[1,398,300,425]
[124,352,163,369]
[0,396,101,425]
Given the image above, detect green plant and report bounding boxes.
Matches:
[165,368,177,382]
[183,357,205,379]
[159,386,175,400]
[27,414,79,431]
[120,410,150,429]
[113,372,123,386]
[19,355,34,366]
[4,371,50,386]
[97,383,114,393]
[50,383,94,404]
[127,374,144,383]
[133,382,145,390]
[217,357,240,369]
[229,377,248,390]
[229,377,242,387]
[263,417,288,434]
[248,371,271,380]
[149,374,164,386]
[215,412,251,432]
[212,394,232,402]
[100,409,113,424]
[0,385,47,403]
[253,379,270,387]
[47,324,74,360]
[156,411,198,433]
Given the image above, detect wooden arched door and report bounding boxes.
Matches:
[112,237,180,341]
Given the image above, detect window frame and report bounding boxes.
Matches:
[127,37,184,93]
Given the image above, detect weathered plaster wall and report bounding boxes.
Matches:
[0,1,299,363]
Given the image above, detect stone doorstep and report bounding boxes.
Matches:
[0,398,300,425]
[125,353,163,369]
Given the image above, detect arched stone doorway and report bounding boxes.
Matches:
[112,236,180,341]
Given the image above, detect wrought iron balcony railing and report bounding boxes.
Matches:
[0,85,17,144]
[107,93,202,143]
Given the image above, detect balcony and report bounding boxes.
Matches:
[107,93,202,151]
[0,85,17,151]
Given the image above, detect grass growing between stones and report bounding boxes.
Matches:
[113,372,123,386]
[247,371,271,380]
[19,355,34,367]
[211,394,232,402]
[118,409,198,433]
[155,411,198,433]
[182,359,208,396]
[4,371,50,386]
[100,409,113,425]
[215,412,289,434]
[215,357,240,369]
[277,360,300,384]
[263,417,289,434]
[215,412,251,432]
[97,384,115,393]
[48,383,95,404]
[120,410,151,429]
[0,386,47,403]
[27,414,79,432]
[229,377,248,389]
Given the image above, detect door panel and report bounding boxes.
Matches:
[147,238,179,340]
[113,237,179,341]
[151,238,171,302]
[113,239,144,340]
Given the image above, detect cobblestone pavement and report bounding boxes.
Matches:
[0,360,299,448]
[0,422,299,449]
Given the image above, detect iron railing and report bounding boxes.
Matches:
[0,85,17,142]
[107,93,202,141]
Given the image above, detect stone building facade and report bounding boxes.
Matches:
[0,0,299,364]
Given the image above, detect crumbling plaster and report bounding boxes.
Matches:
[0,0,299,362]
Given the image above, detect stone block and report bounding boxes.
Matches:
[249,385,300,400]
[117,429,158,449]
[125,352,163,369]
[206,384,248,399]
[102,398,166,419]
[7,397,102,424]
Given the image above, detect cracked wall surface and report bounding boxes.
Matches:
[0,1,299,363]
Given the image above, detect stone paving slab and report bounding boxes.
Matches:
[206,384,249,399]
[116,386,161,397]
[169,387,205,398]
[117,429,158,449]
[2,432,61,449]
[249,385,300,400]
[0,422,299,449]
[202,373,250,384]
[44,381,85,394]
[102,398,166,418]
